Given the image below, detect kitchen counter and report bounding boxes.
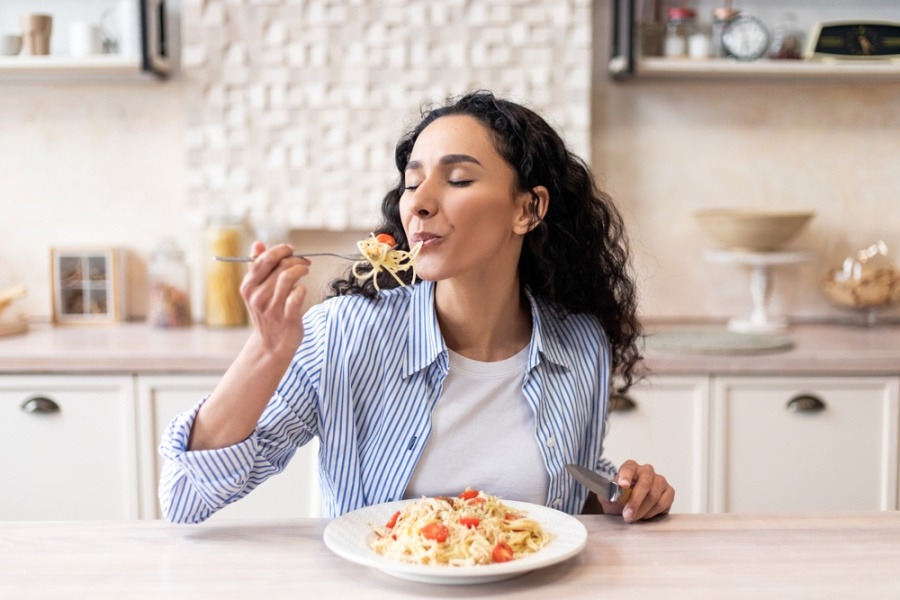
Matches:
[0,321,898,375]
[642,321,900,375]
[3,512,898,598]
[0,322,253,373]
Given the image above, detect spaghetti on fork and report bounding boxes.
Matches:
[352,233,422,290]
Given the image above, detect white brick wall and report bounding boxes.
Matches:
[183,0,592,230]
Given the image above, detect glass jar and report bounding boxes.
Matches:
[204,213,248,327]
[147,238,191,328]
[688,24,711,58]
[710,6,740,58]
[768,12,804,60]
[663,6,697,58]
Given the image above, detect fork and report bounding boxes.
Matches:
[213,253,362,262]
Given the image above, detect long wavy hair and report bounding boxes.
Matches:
[328,91,643,391]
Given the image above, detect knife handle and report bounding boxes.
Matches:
[616,486,633,506]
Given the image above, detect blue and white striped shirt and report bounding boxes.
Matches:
[159,280,616,522]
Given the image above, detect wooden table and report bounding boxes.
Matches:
[3,512,898,598]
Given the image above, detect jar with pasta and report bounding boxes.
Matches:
[204,213,249,327]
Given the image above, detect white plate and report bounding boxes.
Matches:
[323,499,587,585]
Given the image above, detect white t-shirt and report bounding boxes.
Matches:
[403,346,550,505]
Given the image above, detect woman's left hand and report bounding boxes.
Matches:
[602,459,675,523]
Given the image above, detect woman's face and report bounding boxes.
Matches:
[399,115,533,284]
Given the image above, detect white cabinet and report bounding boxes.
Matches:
[136,375,323,520]
[602,376,709,513]
[0,375,139,520]
[710,376,900,513]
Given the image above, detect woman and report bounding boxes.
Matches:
[159,91,674,524]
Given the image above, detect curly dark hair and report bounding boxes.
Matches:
[328,90,644,391]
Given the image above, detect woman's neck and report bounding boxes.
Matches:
[434,274,532,362]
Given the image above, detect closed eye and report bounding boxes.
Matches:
[449,180,473,187]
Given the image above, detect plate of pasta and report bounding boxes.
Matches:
[323,490,588,585]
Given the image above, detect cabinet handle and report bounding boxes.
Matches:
[609,393,637,413]
[20,396,61,414]
[786,394,826,413]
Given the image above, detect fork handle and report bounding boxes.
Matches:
[213,253,359,262]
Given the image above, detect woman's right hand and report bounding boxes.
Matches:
[241,241,311,355]
[188,241,311,451]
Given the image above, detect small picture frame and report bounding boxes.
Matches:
[50,247,124,324]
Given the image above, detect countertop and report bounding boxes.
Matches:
[3,512,898,598]
[0,321,898,375]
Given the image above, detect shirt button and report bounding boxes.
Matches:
[551,498,562,507]
[546,438,556,448]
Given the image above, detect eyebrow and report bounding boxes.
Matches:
[405,154,483,171]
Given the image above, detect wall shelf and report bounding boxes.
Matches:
[634,57,900,81]
[0,55,165,81]
[609,0,900,82]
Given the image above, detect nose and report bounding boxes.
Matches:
[404,177,438,219]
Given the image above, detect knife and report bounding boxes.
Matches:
[566,463,632,505]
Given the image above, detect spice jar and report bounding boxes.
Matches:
[204,213,248,327]
[147,238,192,328]
[663,6,697,58]
[768,12,804,60]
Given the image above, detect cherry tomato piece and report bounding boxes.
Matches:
[375,233,396,247]
[458,516,480,529]
[420,522,449,543]
[458,489,479,500]
[385,511,400,529]
[492,542,515,563]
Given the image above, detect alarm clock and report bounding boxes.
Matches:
[722,15,770,61]
[804,21,900,60]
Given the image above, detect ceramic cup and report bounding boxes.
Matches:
[0,33,22,56]
[20,13,53,56]
[69,21,102,57]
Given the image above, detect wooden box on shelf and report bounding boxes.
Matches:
[50,247,124,324]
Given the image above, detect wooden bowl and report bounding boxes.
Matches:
[695,209,814,252]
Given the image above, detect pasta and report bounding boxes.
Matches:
[352,233,422,291]
[205,225,247,327]
[369,489,551,566]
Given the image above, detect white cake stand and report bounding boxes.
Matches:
[705,249,817,333]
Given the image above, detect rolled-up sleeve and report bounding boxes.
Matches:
[157,397,265,523]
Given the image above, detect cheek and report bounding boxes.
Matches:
[397,195,412,227]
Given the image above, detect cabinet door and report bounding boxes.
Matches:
[0,375,138,520]
[711,376,900,513]
[137,375,323,520]
[601,376,709,513]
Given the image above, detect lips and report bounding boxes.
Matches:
[410,232,441,246]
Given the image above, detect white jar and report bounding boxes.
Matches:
[688,28,710,58]
[664,6,697,58]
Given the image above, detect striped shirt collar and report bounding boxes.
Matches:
[402,280,572,378]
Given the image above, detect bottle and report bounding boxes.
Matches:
[204,212,249,327]
[711,5,740,58]
[664,6,697,58]
[147,238,192,328]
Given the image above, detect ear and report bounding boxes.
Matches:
[512,186,549,235]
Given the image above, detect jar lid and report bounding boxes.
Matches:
[713,7,740,20]
[667,7,696,20]
[153,237,185,261]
